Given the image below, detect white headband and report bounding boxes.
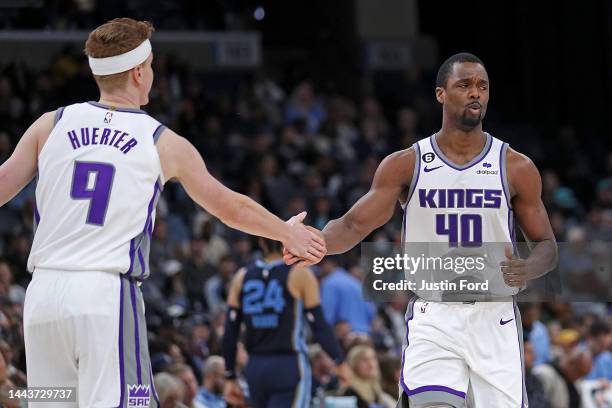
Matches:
[88,39,152,75]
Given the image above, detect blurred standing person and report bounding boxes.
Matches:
[222,236,347,408]
[319,257,376,334]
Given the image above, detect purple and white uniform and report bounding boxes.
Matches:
[399,133,527,407]
[24,102,164,407]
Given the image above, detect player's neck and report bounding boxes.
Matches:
[264,254,283,263]
[436,125,486,156]
[98,91,141,110]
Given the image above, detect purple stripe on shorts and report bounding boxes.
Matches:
[130,281,142,384]
[399,298,415,392]
[406,385,467,398]
[137,248,145,279]
[149,363,160,406]
[513,298,526,407]
[127,238,135,274]
[117,277,125,408]
[399,298,467,401]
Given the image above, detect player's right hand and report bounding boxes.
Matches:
[223,379,246,406]
[283,212,327,264]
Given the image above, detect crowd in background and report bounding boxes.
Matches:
[0,45,610,408]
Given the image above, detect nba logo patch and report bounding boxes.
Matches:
[127,384,150,407]
[104,111,113,124]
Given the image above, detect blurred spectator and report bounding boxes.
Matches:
[285,81,326,134]
[0,261,25,305]
[584,320,612,380]
[0,352,19,408]
[320,257,375,334]
[310,344,340,395]
[154,372,187,408]
[521,303,552,366]
[166,363,205,408]
[0,340,26,387]
[340,345,395,408]
[196,355,227,408]
[533,348,592,408]
[378,354,402,400]
[524,340,551,408]
[204,255,238,314]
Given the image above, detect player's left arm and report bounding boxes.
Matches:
[288,267,350,382]
[0,111,54,206]
[221,267,247,405]
[502,148,558,287]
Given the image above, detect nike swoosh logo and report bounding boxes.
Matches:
[424,165,443,172]
[500,318,514,325]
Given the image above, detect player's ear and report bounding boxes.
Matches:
[132,65,143,85]
[435,87,445,104]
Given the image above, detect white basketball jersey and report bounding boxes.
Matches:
[402,132,517,298]
[28,102,166,279]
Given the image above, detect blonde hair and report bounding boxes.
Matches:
[346,345,379,380]
[84,18,154,92]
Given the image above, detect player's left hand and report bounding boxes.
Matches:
[500,246,529,287]
[223,379,246,406]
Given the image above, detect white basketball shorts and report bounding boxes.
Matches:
[399,297,527,408]
[24,268,160,407]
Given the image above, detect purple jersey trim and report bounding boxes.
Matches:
[117,276,125,408]
[406,142,421,205]
[34,201,40,224]
[88,101,147,114]
[499,142,512,209]
[430,132,493,171]
[130,281,142,384]
[54,106,65,125]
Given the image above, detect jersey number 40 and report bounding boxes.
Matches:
[436,213,482,247]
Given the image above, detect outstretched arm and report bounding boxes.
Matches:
[322,148,415,254]
[0,112,54,206]
[156,128,324,261]
[501,148,557,287]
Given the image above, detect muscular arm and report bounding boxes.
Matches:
[156,129,323,260]
[506,148,558,280]
[0,112,54,206]
[322,148,415,254]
